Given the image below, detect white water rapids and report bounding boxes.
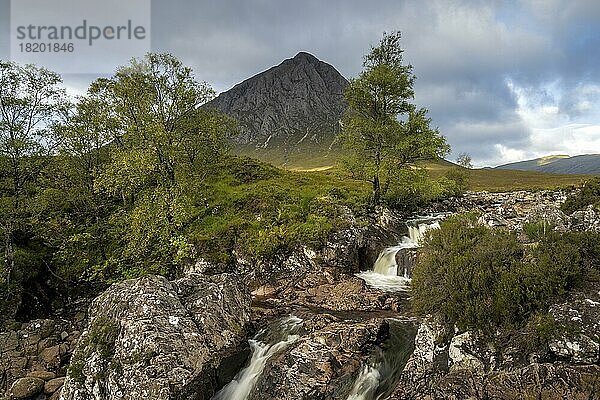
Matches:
[355,216,441,292]
[346,363,383,400]
[349,216,443,399]
[212,316,303,400]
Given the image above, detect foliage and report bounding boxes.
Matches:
[0,61,69,320]
[337,32,449,204]
[455,152,473,169]
[186,156,371,266]
[382,168,465,212]
[561,177,600,214]
[412,214,599,333]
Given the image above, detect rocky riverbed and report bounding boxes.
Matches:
[2,190,600,399]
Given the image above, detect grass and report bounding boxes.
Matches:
[186,156,371,264]
[423,160,590,192]
[234,145,592,192]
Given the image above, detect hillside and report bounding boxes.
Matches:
[496,154,600,175]
[425,159,589,191]
[206,52,348,166]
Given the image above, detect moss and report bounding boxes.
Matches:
[68,360,86,385]
[87,316,119,360]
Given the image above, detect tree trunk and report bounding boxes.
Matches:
[4,225,14,286]
[372,175,381,205]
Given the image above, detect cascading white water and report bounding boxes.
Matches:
[372,238,418,276]
[212,316,302,400]
[346,364,382,400]
[346,320,417,400]
[407,220,440,244]
[356,216,442,292]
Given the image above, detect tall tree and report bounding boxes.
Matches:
[90,53,235,277]
[0,62,68,285]
[94,53,218,196]
[338,32,449,204]
[456,152,473,169]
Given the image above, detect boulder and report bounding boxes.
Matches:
[569,205,600,232]
[0,317,83,397]
[7,377,44,399]
[548,286,600,364]
[61,273,251,400]
[44,377,65,394]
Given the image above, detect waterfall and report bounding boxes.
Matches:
[372,237,418,276]
[407,220,440,244]
[356,215,443,292]
[346,364,382,400]
[346,320,417,400]
[212,316,303,400]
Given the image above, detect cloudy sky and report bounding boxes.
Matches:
[1,0,600,166]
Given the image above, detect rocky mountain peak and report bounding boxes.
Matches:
[205,52,348,165]
[290,51,319,63]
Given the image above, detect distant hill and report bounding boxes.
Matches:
[496,154,600,175]
[206,52,348,166]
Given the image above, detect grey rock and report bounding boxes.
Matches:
[549,287,600,364]
[569,205,600,232]
[61,273,251,400]
[249,316,387,400]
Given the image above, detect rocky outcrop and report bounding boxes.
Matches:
[206,52,348,163]
[61,273,251,400]
[548,285,600,364]
[236,207,404,291]
[270,267,406,313]
[248,315,387,400]
[570,204,600,232]
[390,282,600,400]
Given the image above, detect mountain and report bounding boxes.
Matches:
[206,52,348,167]
[496,154,600,175]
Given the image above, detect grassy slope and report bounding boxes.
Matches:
[234,147,589,192]
[186,156,371,264]
[423,159,589,192]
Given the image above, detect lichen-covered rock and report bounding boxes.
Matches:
[248,316,387,400]
[390,294,600,400]
[391,363,600,400]
[389,317,451,398]
[569,205,600,232]
[549,286,600,364]
[61,273,251,400]
[524,204,569,230]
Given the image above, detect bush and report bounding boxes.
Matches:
[383,169,464,212]
[412,214,597,333]
[561,177,600,214]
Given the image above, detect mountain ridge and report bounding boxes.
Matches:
[496,154,600,175]
[205,52,348,166]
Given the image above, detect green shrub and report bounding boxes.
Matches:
[412,214,596,333]
[561,177,600,214]
[384,169,464,212]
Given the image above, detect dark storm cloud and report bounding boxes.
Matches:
[1,0,600,165]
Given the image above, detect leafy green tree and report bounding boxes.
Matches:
[94,53,220,195]
[31,87,118,287]
[338,32,449,204]
[0,62,68,287]
[89,53,235,277]
[456,152,473,169]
